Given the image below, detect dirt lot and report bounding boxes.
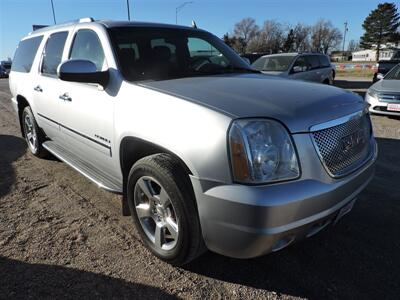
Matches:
[0,77,399,299]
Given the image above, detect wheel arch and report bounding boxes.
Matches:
[119,136,195,216]
[119,136,193,182]
[16,95,31,137]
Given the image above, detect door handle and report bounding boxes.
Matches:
[59,93,72,102]
[33,85,43,92]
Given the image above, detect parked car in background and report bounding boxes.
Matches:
[252,53,335,84]
[366,63,400,116]
[372,60,400,83]
[240,53,268,64]
[1,61,12,76]
[9,19,377,266]
[0,65,9,78]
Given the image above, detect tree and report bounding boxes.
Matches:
[360,2,400,61]
[248,20,285,53]
[347,39,360,52]
[283,29,295,52]
[233,18,259,53]
[292,23,311,52]
[311,19,343,54]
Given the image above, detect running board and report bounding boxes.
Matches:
[43,141,122,194]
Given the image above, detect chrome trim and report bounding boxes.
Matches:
[309,109,367,132]
[42,143,121,193]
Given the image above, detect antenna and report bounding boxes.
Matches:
[191,20,197,28]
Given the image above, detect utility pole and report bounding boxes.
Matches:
[176,1,193,25]
[126,0,131,21]
[342,21,348,52]
[50,0,56,24]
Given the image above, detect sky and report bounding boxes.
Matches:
[0,0,389,60]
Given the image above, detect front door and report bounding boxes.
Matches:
[56,28,116,178]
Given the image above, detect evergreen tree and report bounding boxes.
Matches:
[283,29,295,52]
[360,2,400,60]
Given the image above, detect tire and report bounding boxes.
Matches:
[21,106,48,158]
[127,153,204,265]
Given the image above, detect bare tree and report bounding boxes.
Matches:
[292,23,311,52]
[311,19,343,54]
[347,39,360,52]
[247,20,285,53]
[233,18,259,53]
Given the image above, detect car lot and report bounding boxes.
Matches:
[0,77,399,299]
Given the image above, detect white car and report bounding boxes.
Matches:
[366,63,400,116]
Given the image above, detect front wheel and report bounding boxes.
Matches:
[127,154,205,265]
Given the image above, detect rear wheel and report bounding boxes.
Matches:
[22,106,48,158]
[127,154,204,265]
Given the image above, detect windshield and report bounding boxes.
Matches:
[252,55,294,72]
[384,64,400,80]
[108,27,254,81]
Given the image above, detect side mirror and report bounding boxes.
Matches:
[292,65,303,73]
[242,57,251,65]
[58,59,109,87]
[376,73,384,80]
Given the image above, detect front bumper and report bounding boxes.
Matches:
[190,135,377,259]
[366,93,400,116]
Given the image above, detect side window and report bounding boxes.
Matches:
[292,56,309,72]
[70,29,105,71]
[41,31,68,76]
[307,56,321,70]
[12,36,43,73]
[187,37,229,67]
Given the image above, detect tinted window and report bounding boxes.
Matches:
[41,31,68,75]
[12,36,43,73]
[70,30,105,71]
[318,55,331,67]
[307,56,320,69]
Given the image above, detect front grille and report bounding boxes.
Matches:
[378,93,400,103]
[311,113,372,177]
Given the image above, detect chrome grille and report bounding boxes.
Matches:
[378,93,400,103]
[311,113,372,177]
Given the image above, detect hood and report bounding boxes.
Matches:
[140,74,365,133]
[371,79,400,94]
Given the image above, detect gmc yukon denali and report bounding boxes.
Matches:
[9,18,377,265]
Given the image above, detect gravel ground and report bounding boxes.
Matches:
[0,77,399,299]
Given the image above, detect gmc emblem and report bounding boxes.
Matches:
[342,130,365,152]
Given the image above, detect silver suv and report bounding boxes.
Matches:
[252,53,335,84]
[9,19,377,265]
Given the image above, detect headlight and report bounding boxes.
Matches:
[229,119,300,184]
[367,89,378,99]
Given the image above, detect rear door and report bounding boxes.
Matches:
[34,31,69,140]
[306,55,323,82]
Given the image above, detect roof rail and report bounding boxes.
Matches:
[79,17,94,23]
[27,17,95,35]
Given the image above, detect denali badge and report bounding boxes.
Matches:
[342,130,365,152]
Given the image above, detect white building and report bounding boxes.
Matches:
[352,43,400,62]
